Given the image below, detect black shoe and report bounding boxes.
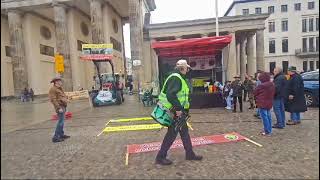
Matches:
[272,125,284,129]
[155,158,173,165]
[52,138,64,143]
[186,155,203,161]
[62,135,70,139]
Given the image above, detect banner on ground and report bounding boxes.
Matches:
[80,43,113,60]
[127,132,246,154]
[103,124,163,133]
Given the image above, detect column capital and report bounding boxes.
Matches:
[52,1,68,8]
[247,31,256,37]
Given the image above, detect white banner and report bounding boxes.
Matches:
[188,55,216,70]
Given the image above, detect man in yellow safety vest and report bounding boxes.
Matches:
[155,59,203,166]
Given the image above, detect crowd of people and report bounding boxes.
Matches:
[222,66,307,136]
[21,88,34,102]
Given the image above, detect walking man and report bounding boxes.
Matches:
[49,76,70,143]
[272,67,287,129]
[285,66,307,125]
[231,75,244,112]
[156,59,202,165]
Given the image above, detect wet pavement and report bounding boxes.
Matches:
[1,95,319,179]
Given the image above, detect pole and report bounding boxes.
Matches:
[215,0,219,36]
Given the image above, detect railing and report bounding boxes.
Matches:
[295,48,319,57]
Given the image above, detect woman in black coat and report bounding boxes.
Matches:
[285,66,307,125]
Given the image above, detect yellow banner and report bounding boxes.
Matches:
[82,44,113,49]
[65,90,89,100]
[110,117,153,123]
[103,124,163,132]
[55,54,64,73]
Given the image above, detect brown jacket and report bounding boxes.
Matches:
[48,85,68,113]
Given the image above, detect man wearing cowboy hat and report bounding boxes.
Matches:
[48,76,70,143]
[231,75,244,112]
[156,59,202,166]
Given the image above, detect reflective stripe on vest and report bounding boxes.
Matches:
[158,73,190,109]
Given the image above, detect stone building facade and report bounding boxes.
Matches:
[1,0,156,97]
[139,14,269,93]
[225,0,319,73]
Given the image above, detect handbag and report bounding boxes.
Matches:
[151,103,174,127]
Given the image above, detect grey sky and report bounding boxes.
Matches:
[123,0,234,59]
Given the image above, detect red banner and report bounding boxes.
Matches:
[127,132,246,154]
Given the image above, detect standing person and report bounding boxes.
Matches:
[247,75,256,109]
[23,88,29,102]
[253,71,262,119]
[223,81,233,110]
[243,75,249,101]
[48,77,70,143]
[285,66,307,125]
[156,59,202,166]
[254,72,275,136]
[272,67,287,129]
[29,88,34,102]
[231,75,244,112]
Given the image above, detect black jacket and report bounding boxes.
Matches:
[284,73,307,112]
[231,79,244,97]
[273,73,287,99]
[162,71,189,111]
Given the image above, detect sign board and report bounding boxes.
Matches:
[80,44,113,60]
[65,90,90,100]
[133,60,141,66]
[64,90,92,107]
[55,54,64,73]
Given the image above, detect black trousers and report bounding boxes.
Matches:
[156,122,194,160]
[233,96,243,112]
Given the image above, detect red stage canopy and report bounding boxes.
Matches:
[151,35,232,58]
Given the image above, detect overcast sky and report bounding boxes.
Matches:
[123,0,234,59]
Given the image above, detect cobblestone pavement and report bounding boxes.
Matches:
[1,95,319,179]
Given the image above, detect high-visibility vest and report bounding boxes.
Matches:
[158,73,190,110]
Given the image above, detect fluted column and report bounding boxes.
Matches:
[129,0,144,91]
[236,40,240,75]
[240,36,247,81]
[8,10,28,96]
[90,0,104,72]
[256,29,265,71]
[247,32,256,76]
[226,31,237,81]
[53,3,73,91]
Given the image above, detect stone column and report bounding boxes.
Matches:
[256,29,265,71]
[90,0,104,72]
[236,40,240,75]
[53,3,73,91]
[226,31,237,81]
[8,10,28,96]
[247,32,256,76]
[240,36,247,81]
[129,0,144,91]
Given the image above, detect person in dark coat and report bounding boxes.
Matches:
[254,72,275,136]
[231,75,244,112]
[285,66,307,125]
[272,67,287,129]
[247,75,256,109]
[29,88,34,102]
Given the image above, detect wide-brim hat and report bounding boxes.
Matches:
[50,77,62,83]
[288,66,297,72]
[176,59,191,68]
